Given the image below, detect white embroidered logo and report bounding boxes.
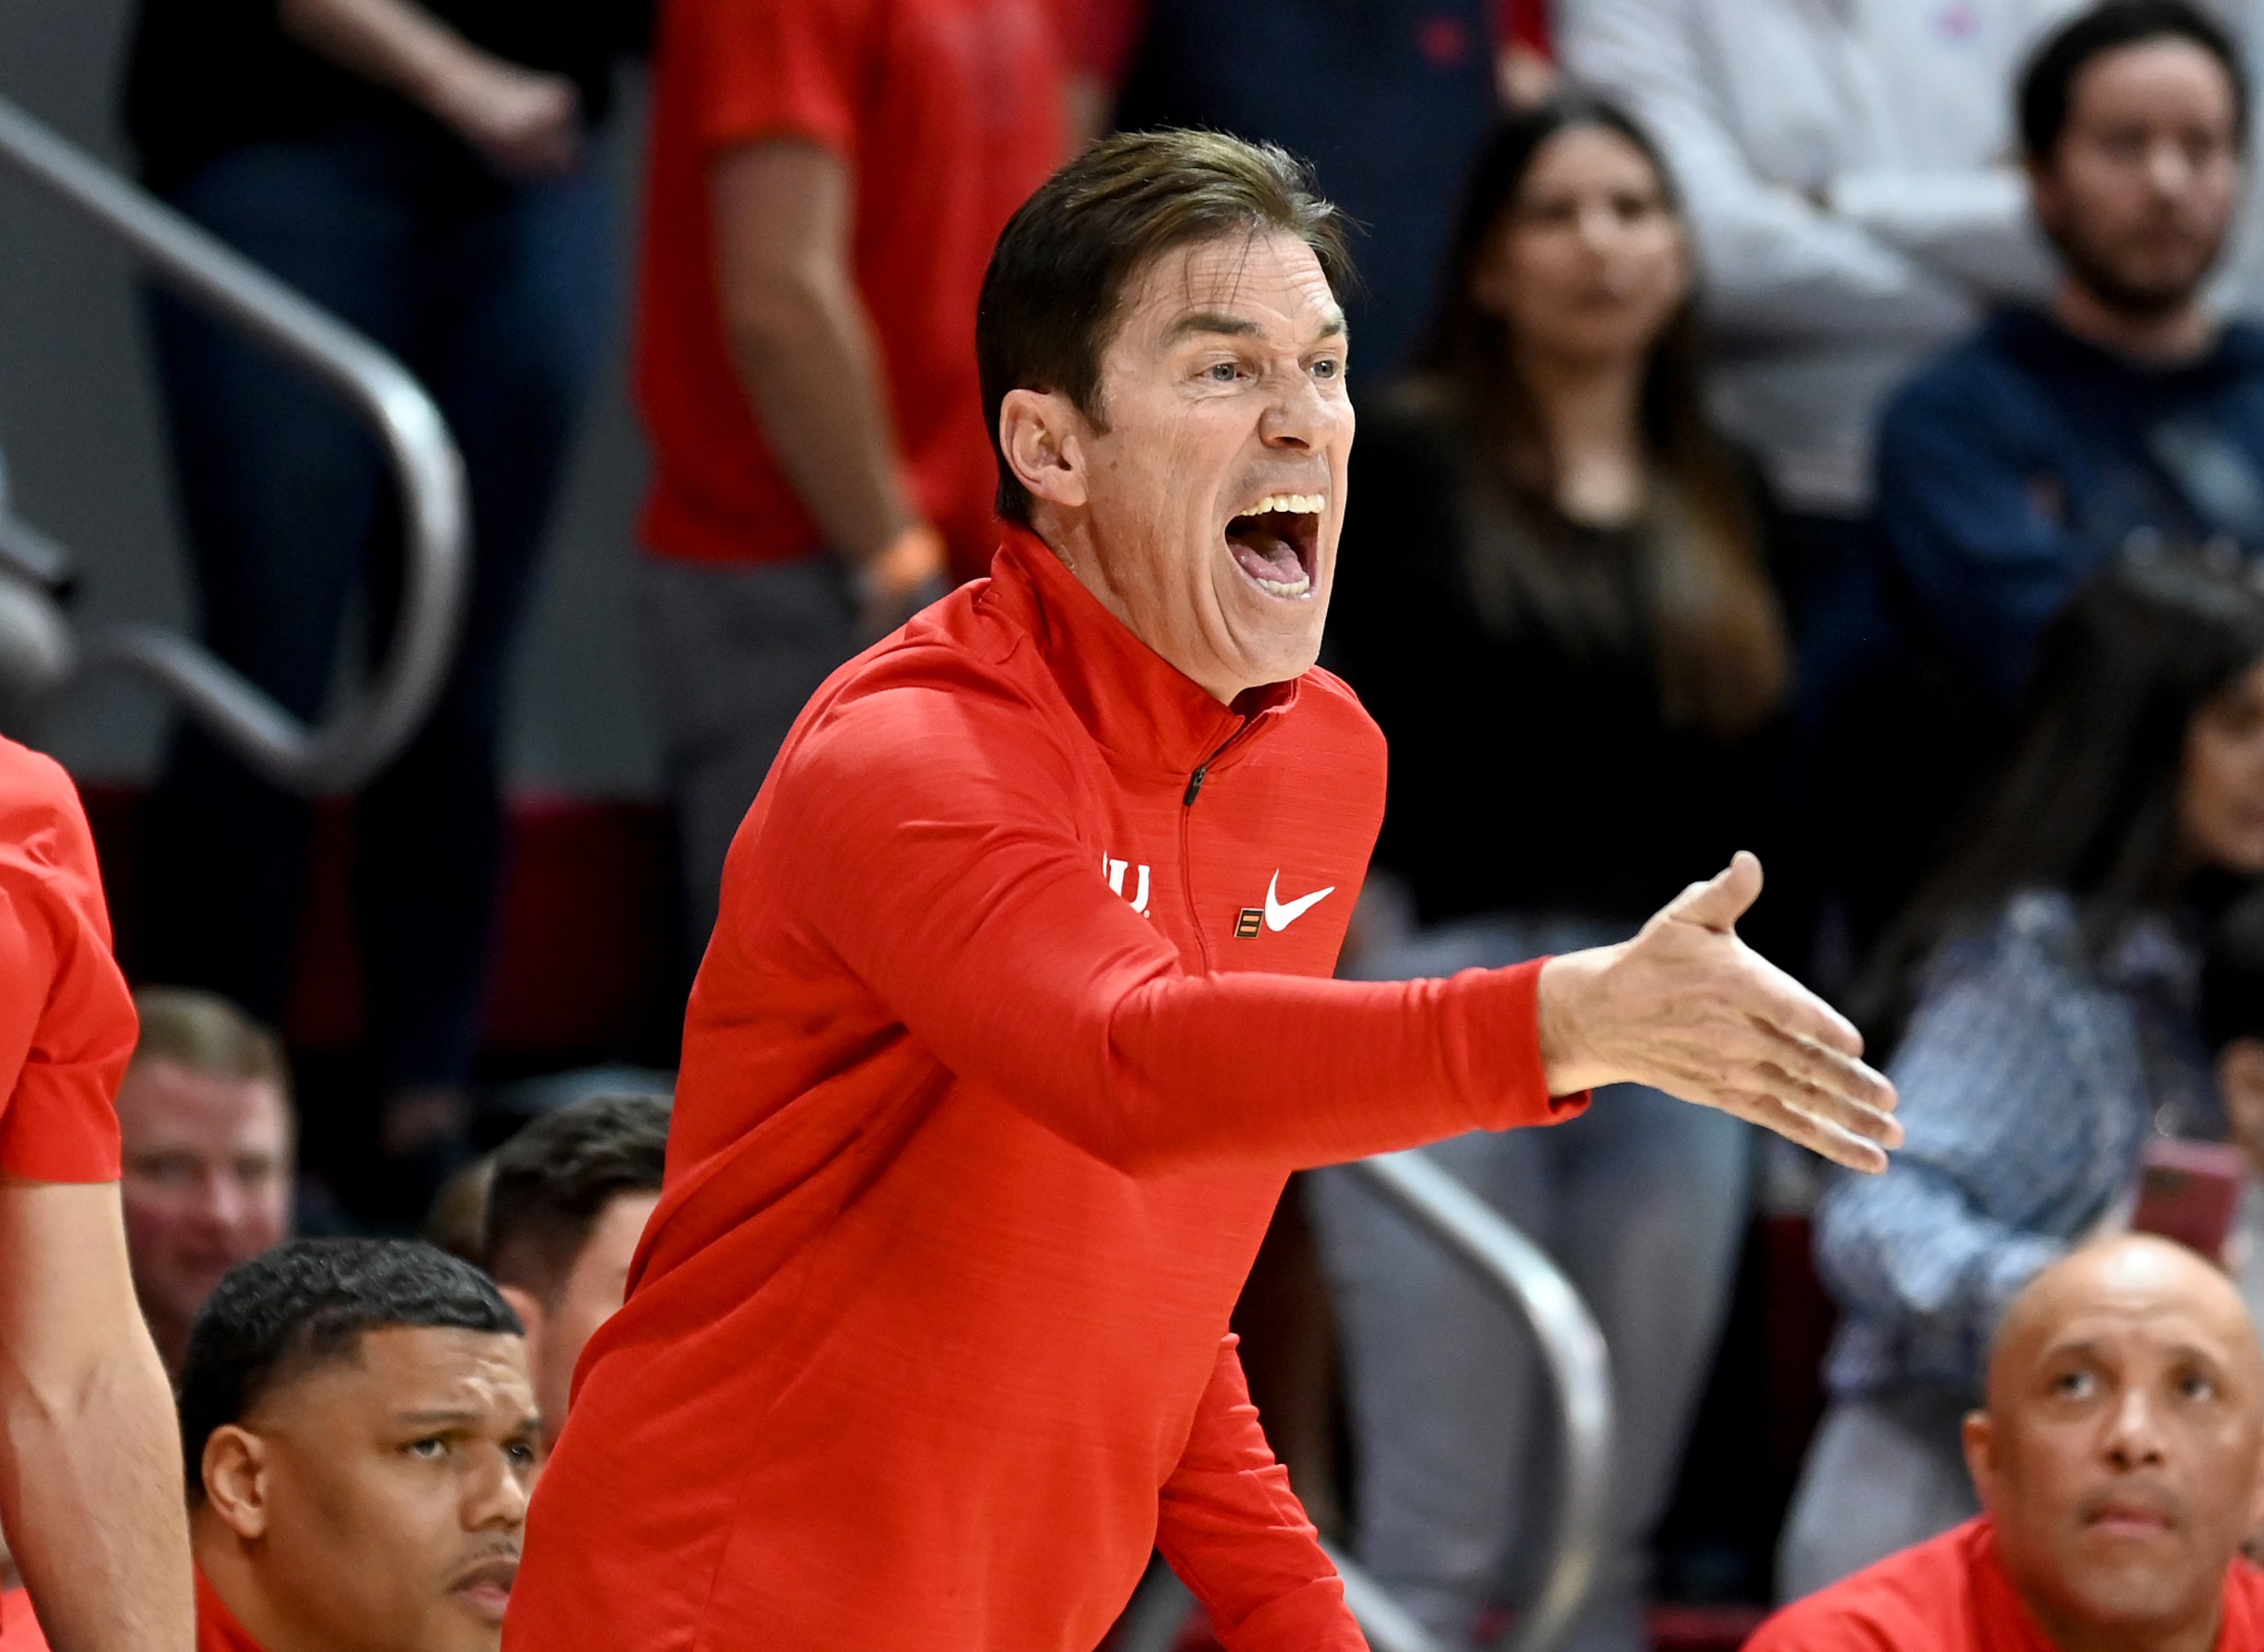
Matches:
[1104,855,1151,916]
[1263,871,1336,932]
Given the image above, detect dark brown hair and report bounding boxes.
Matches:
[483,1093,670,1305]
[1420,96,1789,739]
[977,128,1356,525]
[1857,549,2264,1042]
[2019,0,2246,160]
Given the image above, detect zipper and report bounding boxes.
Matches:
[1176,720,1260,971]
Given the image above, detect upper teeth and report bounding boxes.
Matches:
[1249,493,1325,515]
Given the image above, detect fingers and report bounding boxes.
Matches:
[1740,949,1866,1059]
[1715,1086,1892,1175]
[1753,1050,1902,1147]
[1660,851,1762,934]
[1751,1019,1897,1120]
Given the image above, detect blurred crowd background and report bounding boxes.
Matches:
[11,1,2264,1648]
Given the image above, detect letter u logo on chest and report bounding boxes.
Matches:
[1103,855,1151,916]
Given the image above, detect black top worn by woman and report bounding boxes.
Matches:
[122,0,650,191]
[1328,390,1788,932]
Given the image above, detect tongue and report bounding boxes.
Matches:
[1228,523,1303,585]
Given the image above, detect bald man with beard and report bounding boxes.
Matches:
[1752,1234,2264,1651]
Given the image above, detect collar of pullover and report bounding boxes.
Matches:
[980,525,1302,781]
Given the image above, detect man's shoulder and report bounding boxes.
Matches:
[0,736,98,885]
[1882,315,2054,435]
[780,586,1079,778]
[1747,1521,1988,1652]
[1294,663,1389,757]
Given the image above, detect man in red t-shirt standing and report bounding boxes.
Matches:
[634,0,1066,945]
[0,735,194,1649]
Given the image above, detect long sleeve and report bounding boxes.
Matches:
[1873,358,2095,701]
[756,679,1580,1178]
[1156,1336,1365,1652]
[1556,0,1972,345]
[1813,907,2134,1390]
[0,748,130,1182]
[1830,166,2056,301]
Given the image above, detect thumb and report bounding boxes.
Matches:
[1663,851,1762,934]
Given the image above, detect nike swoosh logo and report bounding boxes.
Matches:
[1264,871,1337,932]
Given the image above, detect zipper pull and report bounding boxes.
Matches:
[1183,764,1207,807]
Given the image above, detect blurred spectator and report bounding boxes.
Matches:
[1309,99,1789,1652]
[1557,0,2082,958]
[1752,1236,2264,1650]
[120,0,643,1207]
[480,1092,668,1451]
[2199,888,2264,1322]
[1110,0,1506,375]
[183,1238,536,1652]
[118,987,294,1377]
[1784,550,2264,1597]
[633,0,1066,950]
[1879,1,2259,709]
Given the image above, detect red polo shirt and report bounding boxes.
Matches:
[194,1570,263,1652]
[635,0,1065,578]
[0,736,128,1184]
[505,530,1585,1650]
[1748,1517,2264,1650]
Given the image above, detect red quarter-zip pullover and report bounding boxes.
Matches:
[506,529,1584,1652]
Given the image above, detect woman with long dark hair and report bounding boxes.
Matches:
[1783,550,2264,1596]
[1308,96,1791,1650]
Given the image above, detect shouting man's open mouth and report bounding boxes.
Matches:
[1225,493,1324,599]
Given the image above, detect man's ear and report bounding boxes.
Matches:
[999,387,1088,512]
[201,1425,272,1542]
[1962,1409,1997,1510]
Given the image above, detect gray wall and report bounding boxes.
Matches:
[0,3,660,796]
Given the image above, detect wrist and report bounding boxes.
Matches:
[1535,947,1618,1095]
[857,523,948,607]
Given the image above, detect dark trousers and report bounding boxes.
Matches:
[134,117,612,1086]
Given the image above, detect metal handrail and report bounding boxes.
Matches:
[1117,1149,1614,1652]
[1332,1149,1615,1652]
[0,93,467,793]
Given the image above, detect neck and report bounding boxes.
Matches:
[192,1517,329,1652]
[1022,512,1247,706]
[2052,278,2217,364]
[1509,344,1650,527]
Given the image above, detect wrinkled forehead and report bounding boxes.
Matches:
[260,1324,532,1424]
[1108,230,1346,357]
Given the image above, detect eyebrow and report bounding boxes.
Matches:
[1161,309,1348,347]
[392,1408,492,1429]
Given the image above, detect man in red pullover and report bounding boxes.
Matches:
[504,129,1903,1651]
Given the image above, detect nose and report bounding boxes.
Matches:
[1257,363,1330,451]
[465,1444,534,1531]
[2144,135,2197,196]
[2102,1386,2169,1471]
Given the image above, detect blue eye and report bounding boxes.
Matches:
[1205,362,1238,382]
[1313,358,1343,381]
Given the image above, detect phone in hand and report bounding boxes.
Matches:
[2131,1137,2250,1263]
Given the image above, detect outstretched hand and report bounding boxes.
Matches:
[1535,852,1901,1173]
